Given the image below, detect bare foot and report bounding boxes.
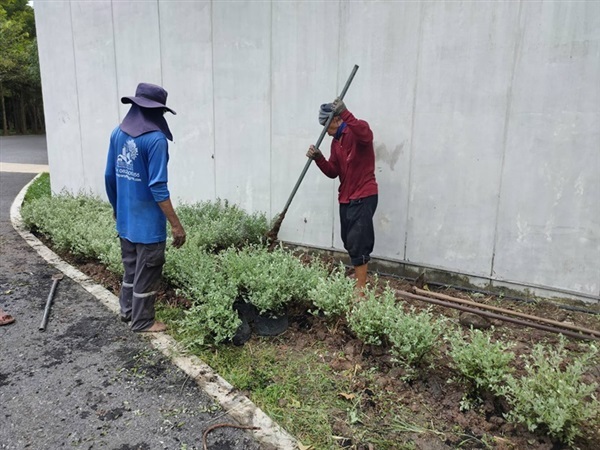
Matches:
[139,321,167,333]
[0,308,15,326]
[353,288,366,304]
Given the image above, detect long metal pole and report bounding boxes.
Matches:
[413,287,600,338]
[280,64,359,214]
[267,65,359,244]
[39,273,63,331]
[395,290,598,341]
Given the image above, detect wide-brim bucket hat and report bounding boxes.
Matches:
[121,82,176,115]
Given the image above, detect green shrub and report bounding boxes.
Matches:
[219,245,324,314]
[172,244,329,347]
[21,192,122,274]
[163,246,218,302]
[308,262,355,318]
[177,282,241,349]
[21,192,325,347]
[448,327,514,408]
[175,199,268,252]
[348,287,444,375]
[387,306,444,369]
[346,286,398,346]
[503,338,599,445]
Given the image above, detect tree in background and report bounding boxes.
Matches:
[0,0,44,136]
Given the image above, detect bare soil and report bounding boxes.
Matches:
[60,249,600,450]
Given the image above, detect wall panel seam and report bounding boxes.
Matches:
[269,0,273,219]
[110,0,120,122]
[491,0,524,279]
[404,1,425,262]
[69,0,86,184]
[331,0,344,248]
[157,0,163,85]
[210,0,217,201]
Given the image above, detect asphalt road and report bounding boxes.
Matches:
[0,135,264,450]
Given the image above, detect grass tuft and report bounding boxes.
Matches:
[23,172,50,203]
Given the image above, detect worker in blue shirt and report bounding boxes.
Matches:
[105,82,186,333]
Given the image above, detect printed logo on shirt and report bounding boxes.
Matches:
[116,139,141,182]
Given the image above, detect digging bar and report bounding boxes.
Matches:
[39,273,63,331]
[396,289,599,341]
[267,64,359,242]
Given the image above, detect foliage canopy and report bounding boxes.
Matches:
[0,0,42,135]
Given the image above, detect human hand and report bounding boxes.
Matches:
[306,145,323,160]
[171,225,186,248]
[333,97,347,115]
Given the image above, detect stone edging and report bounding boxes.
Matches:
[10,174,298,450]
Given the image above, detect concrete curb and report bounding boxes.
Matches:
[0,162,50,173]
[10,174,299,450]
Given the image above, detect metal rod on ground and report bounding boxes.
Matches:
[395,289,599,341]
[412,286,600,338]
[39,273,63,331]
[267,64,359,243]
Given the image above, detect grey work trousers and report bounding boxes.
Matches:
[119,238,166,332]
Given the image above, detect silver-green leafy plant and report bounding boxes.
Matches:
[448,327,515,409]
[308,262,355,318]
[21,192,123,274]
[503,338,599,446]
[387,306,445,370]
[177,282,241,349]
[175,199,268,252]
[174,245,330,346]
[348,286,444,377]
[219,245,325,314]
[346,285,398,346]
[163,246,218,303]
[22,192,331,346]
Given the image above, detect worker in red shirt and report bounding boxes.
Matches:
[307,98,378,294]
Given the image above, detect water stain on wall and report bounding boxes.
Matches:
[375,142,404,171]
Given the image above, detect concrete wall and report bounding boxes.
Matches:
[34,0,600,302]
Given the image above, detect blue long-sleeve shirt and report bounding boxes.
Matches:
[105,127,170,244]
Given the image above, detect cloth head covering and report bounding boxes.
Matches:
[318,103,336,126]
[120,83,175,141]
[121,82,176,114]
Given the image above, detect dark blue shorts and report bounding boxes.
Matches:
[339,194,378,267]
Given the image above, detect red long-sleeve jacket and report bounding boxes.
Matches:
[315,109,378,204]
